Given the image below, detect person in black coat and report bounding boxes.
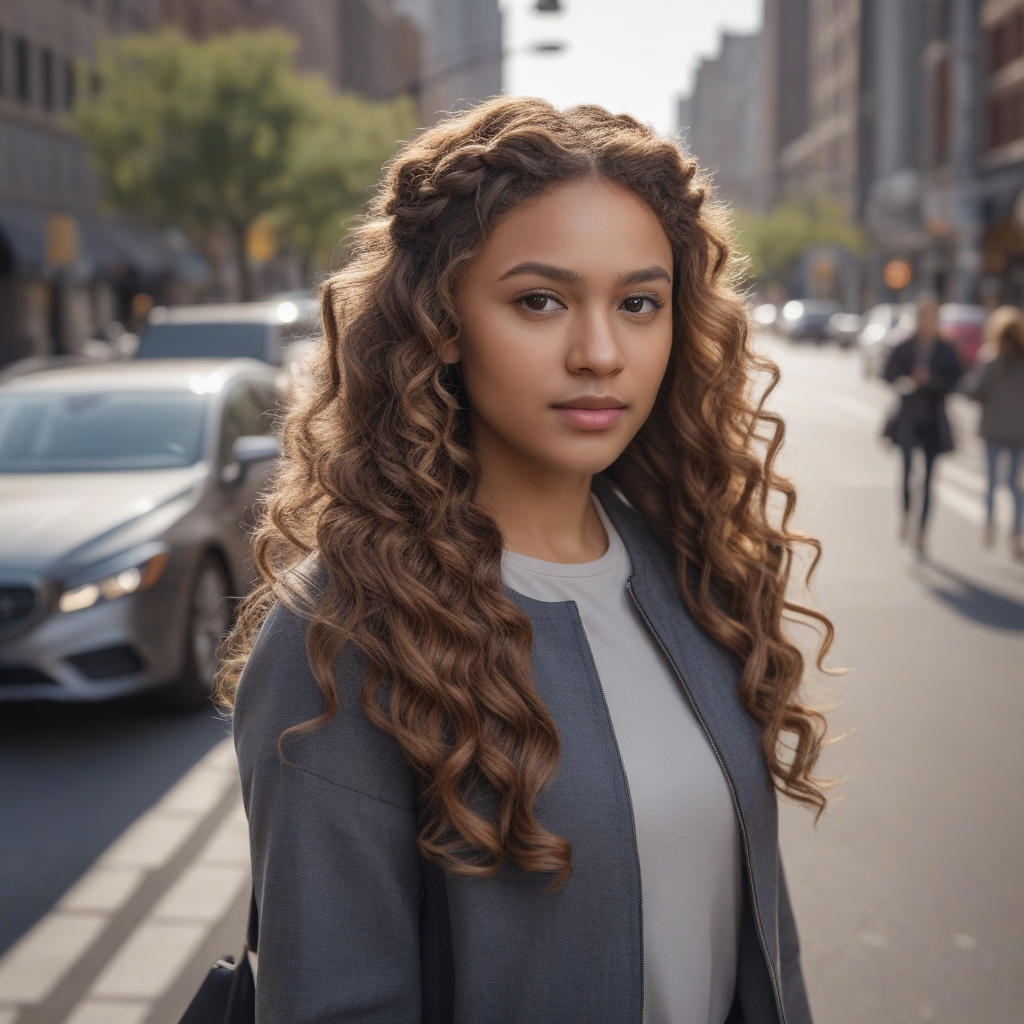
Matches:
[883,292,963,555]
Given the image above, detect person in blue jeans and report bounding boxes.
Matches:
[883,293,963,557]
[967,307,1024,559]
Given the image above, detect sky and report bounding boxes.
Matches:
[499,0,763,135]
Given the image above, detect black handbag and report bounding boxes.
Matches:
[178,891,258,1024]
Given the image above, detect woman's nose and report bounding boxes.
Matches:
[566,307,624,377]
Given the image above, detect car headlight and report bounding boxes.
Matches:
[59,550,170,613]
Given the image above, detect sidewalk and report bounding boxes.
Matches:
[0,740,249,1024]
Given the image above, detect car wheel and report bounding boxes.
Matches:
[155,555,232,711]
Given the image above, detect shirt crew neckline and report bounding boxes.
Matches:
[501,496,625,580]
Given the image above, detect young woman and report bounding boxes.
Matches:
[967,306,1024,558]
[883,292,962,556]
[220,97,832,1024]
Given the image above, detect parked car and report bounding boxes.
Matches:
[857,303,916,376]
[777,300,842,341]
[938,303,986,368]
[0,359,280,705]
[825,312,864,348]
[137,298,319,366]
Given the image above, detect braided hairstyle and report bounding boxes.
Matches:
[218,97,832,887]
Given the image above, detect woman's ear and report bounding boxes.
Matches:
[441,339,461,364]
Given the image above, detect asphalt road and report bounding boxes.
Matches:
[0,700,229,957]
[0,335,1021,1024]
[764,334,1024,1024]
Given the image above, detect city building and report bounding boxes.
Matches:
[779,0,863,218]
[395,0,501,122]
[978,0,1024,305]
[759,0,812,211]
[678,32,764,212]
[156,0,424,105]
[0,0,179,365]
[157,0,501,124]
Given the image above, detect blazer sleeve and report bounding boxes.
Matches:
[234,603,423,1024]
[778,858,813,1024]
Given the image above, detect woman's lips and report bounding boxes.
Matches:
[553,405,625,429]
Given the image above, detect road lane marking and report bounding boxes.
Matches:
[151,865,248,923]
[0,736,241,1019]
[64,999,150,1024]
[0,915,108,1003]
[89,922,209,999]
[98,815,201,872]
[196,801,249,866]
[58,869,146,915]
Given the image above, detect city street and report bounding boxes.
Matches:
[0,335,1022,1024]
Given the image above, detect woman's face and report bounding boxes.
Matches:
[452,176,674,481]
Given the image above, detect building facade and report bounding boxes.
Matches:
[395,0,501,122]
[756,0,1024,307]
[759,0,812,211]
[779,0,863,218]
[978,0,1024,305]
[678,33,764,212]
[0,0,180,365]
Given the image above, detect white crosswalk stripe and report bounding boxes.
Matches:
[0,737,248,1024]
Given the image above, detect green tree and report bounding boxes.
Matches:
[732,198,867,286]
[278,90,417,276]
[72,29,413,298]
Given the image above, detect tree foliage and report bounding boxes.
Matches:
[71,29,415,293]
[732,198,867,285]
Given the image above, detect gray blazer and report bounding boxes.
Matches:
[965,354,1024,448]
[234,481,813,1024]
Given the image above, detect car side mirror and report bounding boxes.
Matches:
[224,435,280,483]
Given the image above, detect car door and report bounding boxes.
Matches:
[216,380,279,587]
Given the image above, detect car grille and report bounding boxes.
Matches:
[0,666,56,686]
[68,645,144,680]
[0,587,36,627]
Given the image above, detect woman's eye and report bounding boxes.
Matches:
[520,294,563,312]
[622,296,658,314]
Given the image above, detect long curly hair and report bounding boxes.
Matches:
[218,96,833,888]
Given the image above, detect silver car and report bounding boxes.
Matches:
[0,359,280,705]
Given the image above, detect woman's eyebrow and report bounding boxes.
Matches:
[616,266,671,287]
[498,262,585,285]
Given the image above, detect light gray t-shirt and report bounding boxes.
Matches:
[502,497,742,1024]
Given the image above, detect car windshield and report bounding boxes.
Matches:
[137,322,273,362]
[0,391,207,472]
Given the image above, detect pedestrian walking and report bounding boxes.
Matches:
[883,292,963,556]
[216,99,830,1024]
[965,305,1024,559]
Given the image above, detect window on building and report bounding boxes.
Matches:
[988,9,1024,72]
[41,48,54,111]
[63,59,76,109]
[14,37,29,103]
[988,87,1024,150]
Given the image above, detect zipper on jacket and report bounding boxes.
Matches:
[625,578,788,1024]
[569,601,645,1023]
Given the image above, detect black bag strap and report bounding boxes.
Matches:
[246,889,259,954]
[222,893,257,1023]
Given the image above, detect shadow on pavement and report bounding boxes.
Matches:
[0,696,229,956]
[909,561,1024,632]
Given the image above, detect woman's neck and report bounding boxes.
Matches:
[472,427,608,564]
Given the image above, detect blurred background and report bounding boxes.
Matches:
[0,2,1021,1023]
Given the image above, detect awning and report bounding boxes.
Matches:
[0,202,185,282]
